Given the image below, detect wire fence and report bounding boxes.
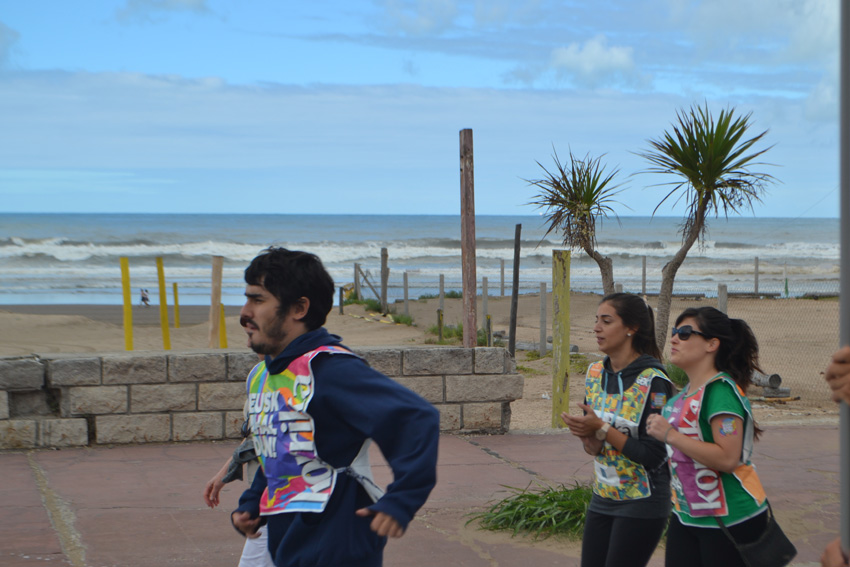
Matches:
[356,264,840,408]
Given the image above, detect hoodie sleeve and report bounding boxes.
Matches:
[311,354,440,530]
[620,375,673,469]
[234,463,265,518]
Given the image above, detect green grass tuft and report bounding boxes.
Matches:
[665,362,688,389]
[467,482,592,539]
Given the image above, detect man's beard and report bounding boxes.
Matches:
[247,314,288,356]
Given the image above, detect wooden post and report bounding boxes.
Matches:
[539,282,547,355]
[172,282,180,328]
[120,257,133,351]
[508,224,521,357]
[459,128,477,348]
[437,309,444,342]
[354,263,361,300]
[359,265,381,301]
[209,255,224,348]
[339,287,344,315]
[614,283,623,293]
[482,277,489,325]
[439,274,445,312]
[718,283,728,314]
[641,256,647,295]
[156,257,171,350]
[403,272,409,316]
[552,250,571,428]
[219,304,228,348]
[754,256,760,294]
[486,315,492,347]
[381,248,389,313]
[500,259,505,297]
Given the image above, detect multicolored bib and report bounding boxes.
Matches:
[246,345,356,515]
[585,362,670,500]
[664,374,766,522]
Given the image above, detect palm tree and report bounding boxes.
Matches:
[527,149,624,295]
[637,103,776,350]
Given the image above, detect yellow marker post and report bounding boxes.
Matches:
[219,303,228,348]
[551,250,571,428]
[172,282,181,328]
[120,257,133,351]
[156,257,171,350]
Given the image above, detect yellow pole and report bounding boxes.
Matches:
[120,257,133,351]
[172,282,180,328]
[156,257,171,350]
[219,303,228,348]
[551,250,571,428]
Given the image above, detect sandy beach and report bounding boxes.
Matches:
[0,292,840,429]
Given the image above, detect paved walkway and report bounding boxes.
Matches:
[1,425,840,567]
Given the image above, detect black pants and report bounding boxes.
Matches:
[581,510,667,567]
[665,511,768,567]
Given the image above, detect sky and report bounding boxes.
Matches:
[0,0,840,217]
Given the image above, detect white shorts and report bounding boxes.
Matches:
[238,525,275,567]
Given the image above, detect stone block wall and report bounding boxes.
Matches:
[0,347,523,449]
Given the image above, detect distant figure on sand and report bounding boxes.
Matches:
[140,289,150,307]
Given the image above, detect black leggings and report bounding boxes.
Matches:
[581,510,667,567]
[665,511,768,567]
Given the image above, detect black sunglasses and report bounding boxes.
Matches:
[671,325,711,341]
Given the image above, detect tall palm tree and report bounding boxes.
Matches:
[637,103,776,350]
[527,149,624,295]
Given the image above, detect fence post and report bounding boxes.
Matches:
[208,255,223,349]
[754,256,759,295]
[381,248,389,313]
[403,272,409,316]
[718,283,728,314]
[642,256,647,295]
[552,250,571,428]
[614,282,623,293]
[486,315,492,347]
[482,276,489,325]
[354,263,361,300]
[172,282,180,329]
[508,224,521,357]
[439,274,445,312]
[501,259,505,297]
[339,287,344,315]
[783,263,789,298]
[539,282,547,356]
[459,128,477,349]
[437,309,444,342]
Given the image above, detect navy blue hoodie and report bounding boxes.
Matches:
[234,328,440,567]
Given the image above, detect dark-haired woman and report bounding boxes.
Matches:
[646,306,770,567]
[562,293,673,567]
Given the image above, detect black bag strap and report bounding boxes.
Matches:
[713,500,772,543]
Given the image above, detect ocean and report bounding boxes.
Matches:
[0,213,840,306]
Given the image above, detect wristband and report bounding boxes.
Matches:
[663,426,673,444]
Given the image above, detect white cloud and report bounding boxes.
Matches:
[549,35,640,88]
[0,20,20,68]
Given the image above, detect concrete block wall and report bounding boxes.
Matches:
[0,347,523,449]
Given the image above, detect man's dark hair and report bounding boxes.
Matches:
[244,247,334,330]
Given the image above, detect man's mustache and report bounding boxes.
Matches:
[240,316,256,328]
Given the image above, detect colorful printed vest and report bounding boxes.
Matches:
[246,345,381,516]
[586,361,670,500]
[663,374,766,524]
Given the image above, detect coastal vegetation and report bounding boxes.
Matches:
[526,149,624,295]
[637,103,776,349]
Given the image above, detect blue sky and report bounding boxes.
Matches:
[0,0,840,217]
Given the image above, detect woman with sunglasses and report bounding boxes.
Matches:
[646,306,770,567]
[561,293,673,567]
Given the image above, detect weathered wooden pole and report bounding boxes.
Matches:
[482,277,489,326]
[381,248,389,313]
[120,257,133,351]
[552,250,571,428]
[354,263,361,300]
[339,287,344,315]
[500,259,505,297]
[641,256,647,295]
[508,224,521,357]
[614,283,623,293]
[439,274,445,312]
[718,283,728,314]
[539,282,547,356]
[172,282,181,328]
[754,256,760,295]
[156,257,171,350]
[437,309,444,342]
[208,255,223,348]
[459,128,477,348]
[403,271,409,316]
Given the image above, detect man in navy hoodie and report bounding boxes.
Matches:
[231,247,440,567]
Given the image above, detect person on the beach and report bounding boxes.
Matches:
[561,293,673,567]
[820,345,850,567]
[230,247,440,567]
[140,288,150,307]
[646,307,786,567]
